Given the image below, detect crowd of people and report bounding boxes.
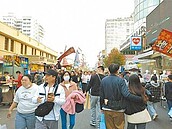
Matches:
[1,63,172,129]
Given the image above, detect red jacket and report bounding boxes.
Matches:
[14,73,23,88]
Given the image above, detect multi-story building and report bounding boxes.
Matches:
[145,0,172,71]
[1,13,44,43]
[120,0,163,72]
[0,21,57,75]
[105,16,134,54]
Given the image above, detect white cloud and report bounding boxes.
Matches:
[1,0,134,67]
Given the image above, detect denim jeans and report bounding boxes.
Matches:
[147,101,157,117]
[60,108,75,129]
[15,112,36,129]
[90,95,101,128]
[35,119,58,129]
[127,123,146,129]
[167,100,172,111]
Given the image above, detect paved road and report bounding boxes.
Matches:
[0,102,172,129]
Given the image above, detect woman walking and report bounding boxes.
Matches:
[60,71,85,129]
[125,74,151,129]
[7,74,39,129]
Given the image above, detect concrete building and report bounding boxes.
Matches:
[120,0,164,73]
[1,13,44,43]
[105,16,134,54]
[144,0,172,72]
[0,21,57,74]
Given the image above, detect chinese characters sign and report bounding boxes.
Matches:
[152,29,172,57]
[3,55,28,68]
[130,36,142,51]
[3,55,13,67]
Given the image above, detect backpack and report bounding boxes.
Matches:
[35,83,58,117]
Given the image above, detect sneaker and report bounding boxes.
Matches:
[153,114,158,120]
[90,121,96,127]
[170,117,172,121]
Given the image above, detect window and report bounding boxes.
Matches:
[32,48,34,55]
[46,53,49,58]
[10,40,14,52]
[25,45,27,55]
[4,37,9,50]
[21,44,23,54]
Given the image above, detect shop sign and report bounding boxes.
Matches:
[20,57,29,68]
[14,55,21,67]
[3,55,13,67]
[3,55,29,68]
[130,36,142,51]
[30,64,39,71]
[152,29,172,57]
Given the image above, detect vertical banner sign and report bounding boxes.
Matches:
[130,36,142,51]
[20,57,29,68]
[152,29,172,57]
[14,55,21,67]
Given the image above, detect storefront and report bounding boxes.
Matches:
[29,63,45,73]
[2,55,29,76]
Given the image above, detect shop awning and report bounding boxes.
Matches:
[135,50,154,59]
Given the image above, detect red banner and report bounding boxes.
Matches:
[57,47,75,62]
[152,29,172,57]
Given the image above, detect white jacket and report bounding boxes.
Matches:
[32,83,66,121]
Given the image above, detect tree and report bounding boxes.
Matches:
[103,48,126,67]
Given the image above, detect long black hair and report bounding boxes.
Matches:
[128,74,148,103]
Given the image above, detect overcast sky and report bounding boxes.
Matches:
[1,0,134,67]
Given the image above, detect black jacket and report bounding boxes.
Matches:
[145,81,161,102]
[100,74,143,110]
[124,95,146,115]
[165,81,172,100]
[86,74,105,96]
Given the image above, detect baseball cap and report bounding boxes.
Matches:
[46,69,58,77]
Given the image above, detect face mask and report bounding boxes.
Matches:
[63,76,70,81]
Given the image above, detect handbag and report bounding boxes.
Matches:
[35,83,58,117]
[126,108,152,123]
[35,101,54,117]
[168,107,172,117]
[75,103,84,113]
[100,113,106,129]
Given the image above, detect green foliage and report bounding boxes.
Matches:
[103,48,126,67]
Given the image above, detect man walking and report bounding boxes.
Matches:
[33,69,66,129]
[86,66,105,128]
[100,64,143,129]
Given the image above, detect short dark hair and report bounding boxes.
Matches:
[97,66,104,71]
[46,69,58,77]
[108,63,119,74]
[151,74,157,83]
[16,71,21,74]
[22,74,31,82]
[168,75,172,80]
[4,71,9,74]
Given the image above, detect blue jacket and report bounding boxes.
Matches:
[100,74,143,110]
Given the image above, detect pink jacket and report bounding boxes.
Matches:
[62,90,86,114]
